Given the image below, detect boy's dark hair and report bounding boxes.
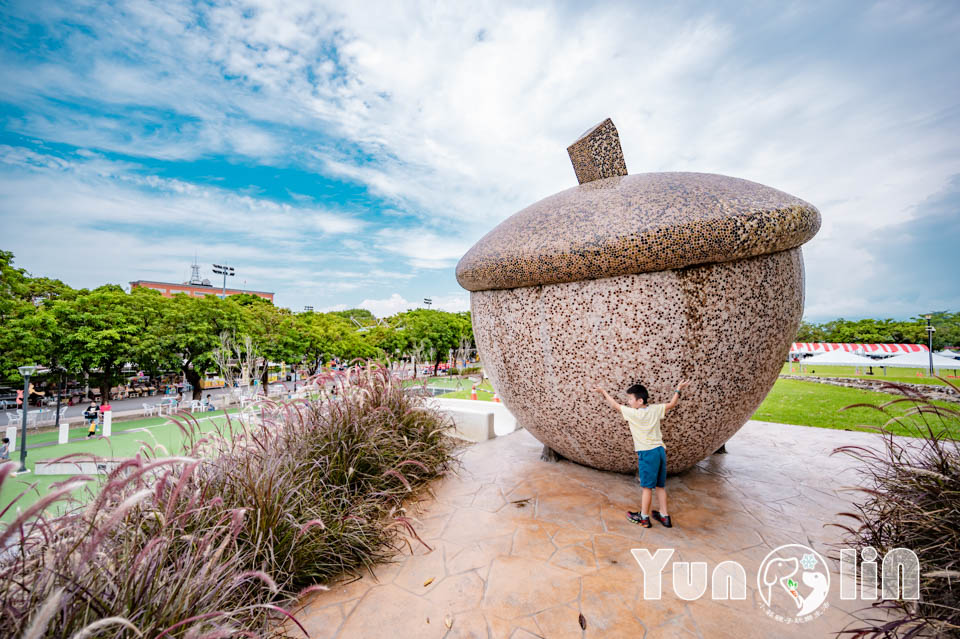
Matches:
[626,383,649,404]
[2,437,9,443]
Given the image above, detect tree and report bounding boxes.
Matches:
[159,294,245,400]
[394,309,472,376]
[243,302,305,389]
[127,287,172,381]
[52,286,142,402]
[0,251,74,382]
[329,308,376,324]
[360,324,405,361]
[296,312,353,373]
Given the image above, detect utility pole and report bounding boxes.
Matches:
[924,314,935,376]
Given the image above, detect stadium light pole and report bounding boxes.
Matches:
[424,297,432,308]
[212,264,235,299]
[924,314,935,376]
[17,365,37,473]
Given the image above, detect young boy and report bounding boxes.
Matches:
[84,402,100,438]
[594,379,690,528]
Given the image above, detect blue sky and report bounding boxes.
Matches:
[0,1,958,320]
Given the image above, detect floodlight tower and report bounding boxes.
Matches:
[212,264,235,299]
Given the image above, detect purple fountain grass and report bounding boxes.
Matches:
[0,362,455,637]
[831,378,960,638]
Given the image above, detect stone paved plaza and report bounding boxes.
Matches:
[292,421,886,638]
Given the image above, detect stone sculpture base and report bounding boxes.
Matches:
[471,248,804,474]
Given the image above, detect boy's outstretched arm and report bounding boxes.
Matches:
[663,379,691,413]
[593,387,621,412]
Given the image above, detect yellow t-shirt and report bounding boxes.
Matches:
[620,404,666,451]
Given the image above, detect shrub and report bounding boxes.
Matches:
[831,380,960,638]
[460,366,482,375]
[0,364,454,637]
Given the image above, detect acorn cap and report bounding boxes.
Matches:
[456,120,820,292]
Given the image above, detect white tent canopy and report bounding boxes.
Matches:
[876,350,960,370]
[935,351,960,360]
[799,350,878,368]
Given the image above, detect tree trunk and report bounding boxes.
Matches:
[261,365,270,395]
[99,365,112,405]
[433,354,441,377]
[183,367,203,400]
[54,374,63,428]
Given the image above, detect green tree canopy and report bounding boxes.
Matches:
[51,286,143,402]
[296,312,353,373]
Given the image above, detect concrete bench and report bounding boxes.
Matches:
[428,398,519,442]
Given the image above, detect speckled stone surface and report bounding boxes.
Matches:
[471,248,805,473]
[566,118,628,185]
[455,172,819,292]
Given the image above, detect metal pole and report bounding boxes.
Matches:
[222,270,227,298]
[18,372,30,473]
[927,317,934,376]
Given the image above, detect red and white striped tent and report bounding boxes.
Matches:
[790,343,928,356]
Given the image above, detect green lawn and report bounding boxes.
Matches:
[781,362,960,387]
[402,376,479,390]
[753,378,959,438]
[15,415,179,447]
[1,410,241,523]
[437,379,497,400]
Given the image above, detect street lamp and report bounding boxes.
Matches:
[17,365,37,473]
[212,264,235,298]
[924,314,935,376]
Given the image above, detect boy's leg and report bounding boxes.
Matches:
[655,447,668,515]
[655,487,668,516]
[641,487,653,517]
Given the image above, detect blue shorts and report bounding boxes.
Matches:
[637,446,667,488]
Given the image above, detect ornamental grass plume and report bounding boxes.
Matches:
[0,363,454,637]
[831,379,960,638]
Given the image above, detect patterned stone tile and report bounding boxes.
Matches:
[392,542,447,595]
[547,542,598,575]
[334,584,440,637]
[580,570,648,637]
[482,556,580,618]
[532,603,584,639]
[439,507,523,544]
[424,569,485,615]
[293,423,903,638]
[510,519,558,561]
[442,609,489,638]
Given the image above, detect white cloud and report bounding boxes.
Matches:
[348,292,469,318]
[1,1,958,317]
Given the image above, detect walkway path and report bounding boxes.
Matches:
[293,420,889,638]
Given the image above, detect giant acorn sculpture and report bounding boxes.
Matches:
[456,119,820,473]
